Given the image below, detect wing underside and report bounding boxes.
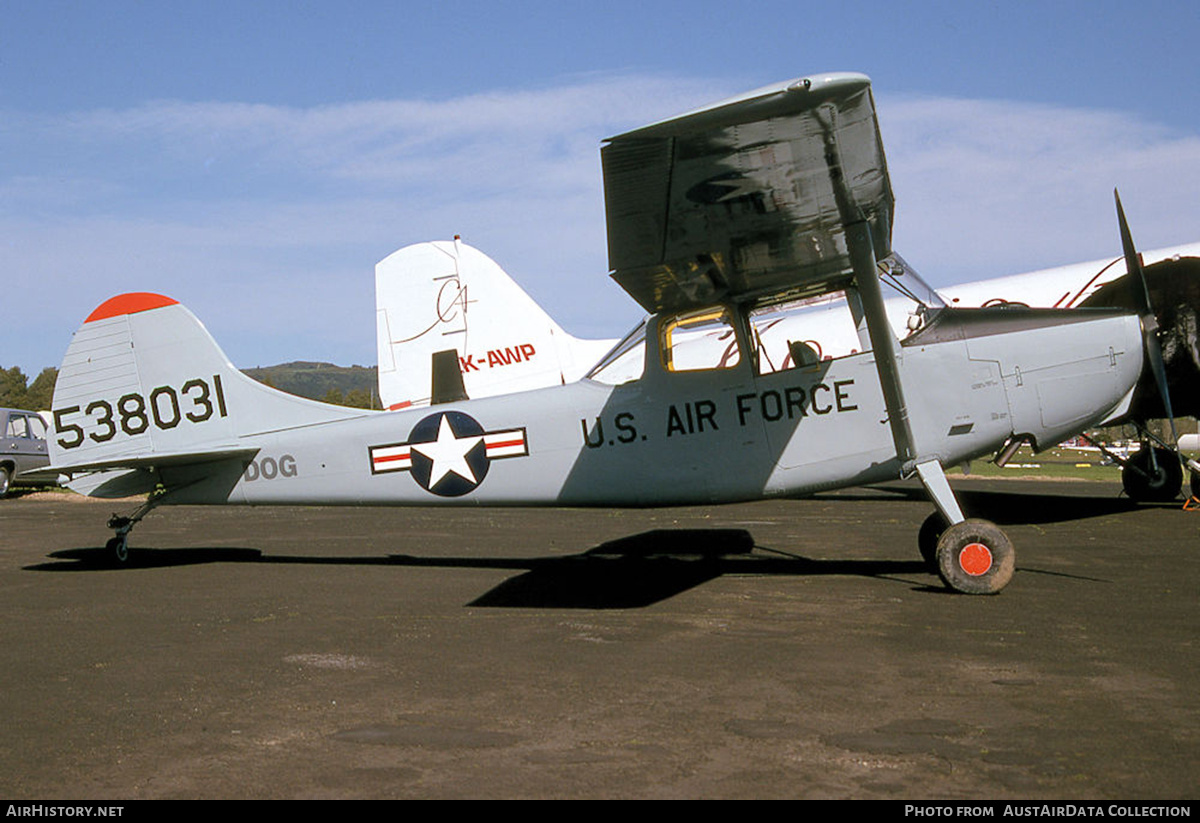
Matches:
[602,72,893,314]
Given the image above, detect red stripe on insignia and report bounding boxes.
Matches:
[373,451,411,464]
[486,439,524,450]
[85,293,179,323]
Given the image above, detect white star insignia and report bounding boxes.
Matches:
[411,415,484,487]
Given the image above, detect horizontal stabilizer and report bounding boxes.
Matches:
[45,445,259,476]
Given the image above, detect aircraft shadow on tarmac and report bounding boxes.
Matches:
[29,529,945,608]
[27,485,1146,606]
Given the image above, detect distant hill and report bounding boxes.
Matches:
[242,361,381,408]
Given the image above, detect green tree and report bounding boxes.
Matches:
[0,366,30,408]
[343,388,374,409]
[24,368,57,410]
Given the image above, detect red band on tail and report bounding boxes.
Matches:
[86,293,178,323]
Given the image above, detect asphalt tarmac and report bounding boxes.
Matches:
[1,479,1197,799]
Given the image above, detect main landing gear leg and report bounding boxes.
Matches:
[104,492,164,565]
[915,460,1015,595]
[844,220,1015,594]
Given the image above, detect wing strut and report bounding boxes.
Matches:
[845,221,965,526]
[847,222,914,465]
[819,96,965,519]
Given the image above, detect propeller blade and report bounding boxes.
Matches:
[1115,189,1153,319]
[1115,189,1178,445]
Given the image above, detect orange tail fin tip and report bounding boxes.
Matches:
[85,293,178,323]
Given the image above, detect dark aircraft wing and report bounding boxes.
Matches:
[602,72,893,314]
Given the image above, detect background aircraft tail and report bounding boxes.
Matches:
[49,293,362,494]
[375,240,615,409]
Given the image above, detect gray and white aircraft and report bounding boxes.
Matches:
[46,72,1155,594]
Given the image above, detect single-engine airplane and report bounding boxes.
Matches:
[375,240,1200,500]
[48,73,1161,593]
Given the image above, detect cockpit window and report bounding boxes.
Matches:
[749,292,858,375]
[748,253,944,375]
[588,253,941,382]
[659,307,741,372]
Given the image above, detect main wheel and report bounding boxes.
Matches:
[0,466,10,499]
[935,519,1015,595]
[106,535,129,564]
[1122,447,1183,502]
[1190,471,1200,501]
[918,512,947,572]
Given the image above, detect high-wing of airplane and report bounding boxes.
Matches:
[47,72,1155,595]
[375,241,1200,500]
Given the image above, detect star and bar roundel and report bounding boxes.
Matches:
[368,411,529,497]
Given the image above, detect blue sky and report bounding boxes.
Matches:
[3,0,1199,374]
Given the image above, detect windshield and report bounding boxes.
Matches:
[879,253,944,312]
[585,317,648,385]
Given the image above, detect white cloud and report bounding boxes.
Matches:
[880,94,1200,283]
[3,76,1198,374]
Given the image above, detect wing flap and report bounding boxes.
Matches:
[602,72,893,313]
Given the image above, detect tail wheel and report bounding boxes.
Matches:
[106,535,129,564]
[936,519,1015,595]
[1122,447,1183,502]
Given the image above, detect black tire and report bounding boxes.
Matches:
[935,519,1015,595]
[0,466,9,499]
[918,511,947,571]
[1122,447,1183,503]
[106,535,129,564]
[1191,471,1200,501]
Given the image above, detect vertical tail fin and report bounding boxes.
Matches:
[50,293,362,472]
[375,240,615,409]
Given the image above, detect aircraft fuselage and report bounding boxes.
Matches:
[150,306,1143,509]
